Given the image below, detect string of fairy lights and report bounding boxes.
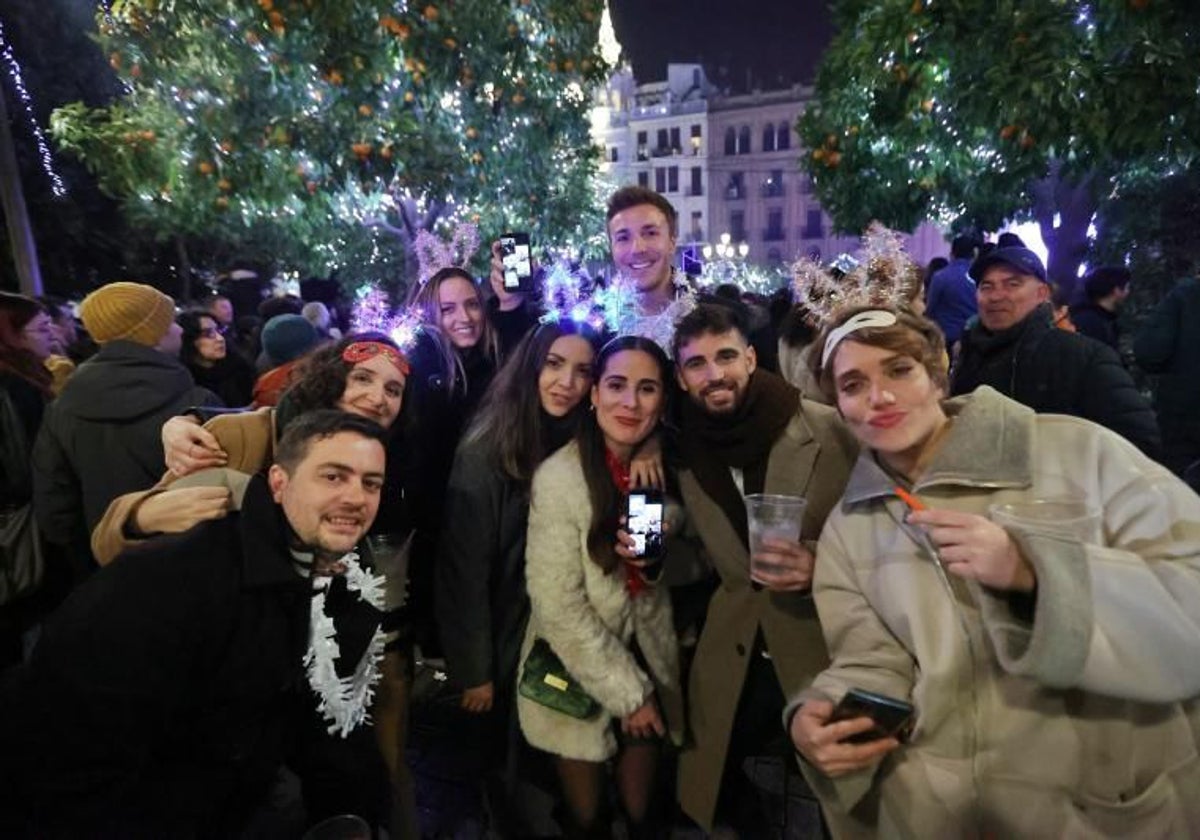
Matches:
[0,16,66,197]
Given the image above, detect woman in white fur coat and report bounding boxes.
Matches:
[518,336,683,839]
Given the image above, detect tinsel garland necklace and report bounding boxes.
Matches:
[304,551,387,737]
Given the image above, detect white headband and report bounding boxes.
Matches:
[821,310,899,369]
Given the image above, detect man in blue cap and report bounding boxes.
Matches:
[951,247,1160,458]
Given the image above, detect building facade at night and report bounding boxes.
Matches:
[592,10,943,270]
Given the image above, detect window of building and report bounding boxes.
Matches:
[637,131,648,162]
[610,147,619,163]
[730,211,746,243]
[667,166,679,193]
[762,169,784,198]
[762,124,776,153]
[727,172,744,200]
[767,247,783,265]
[690,124,702,154]
[690,166,702,196]
[637,171,649,188]
[670,126,681,153]
[803,209,824,239]
[655,168,667,193]
[765,209,784,241]
[777,122,791,150]
[737,125,751,154]
[724,127,736,156]
[657,128,669,153]
[690,210,703,242]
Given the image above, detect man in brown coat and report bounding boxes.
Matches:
[671,303,857,834]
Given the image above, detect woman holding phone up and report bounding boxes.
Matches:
[787,302,1200,837]
[518,336,682,839]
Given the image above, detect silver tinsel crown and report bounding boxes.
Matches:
[791,222,922,326]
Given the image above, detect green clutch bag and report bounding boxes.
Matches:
[518,637,601,720]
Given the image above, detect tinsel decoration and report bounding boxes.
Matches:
[594,271,698,355]
[538,259,602,326]
[350,285,423,352]
[304,552,388,738]
[791,222,922,326]
[413,221,480,286]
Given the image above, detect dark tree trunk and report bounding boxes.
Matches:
[0,82,43,296]
[174,236,192,301]
[1031,162,1099,301]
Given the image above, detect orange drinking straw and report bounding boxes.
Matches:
[894,486,926,512]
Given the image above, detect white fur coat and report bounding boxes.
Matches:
[516,441,683,761]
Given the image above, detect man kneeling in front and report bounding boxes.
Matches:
[0,410,388,836]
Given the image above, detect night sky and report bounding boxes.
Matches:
[608,0,835,91]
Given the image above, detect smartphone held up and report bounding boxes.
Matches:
[499,231,533,293]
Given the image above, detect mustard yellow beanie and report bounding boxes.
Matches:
[80,282,176,347]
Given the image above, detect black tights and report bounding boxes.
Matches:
[554,742,659,839]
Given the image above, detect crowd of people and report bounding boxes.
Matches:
[0,185,1198,839]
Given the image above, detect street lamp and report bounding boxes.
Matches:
[702,231,749,287]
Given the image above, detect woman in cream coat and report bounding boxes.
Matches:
[518,336,683,839]
[789,305,1200,838]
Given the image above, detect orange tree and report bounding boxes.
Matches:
[799,0,1200,294]
[50,0,611,290]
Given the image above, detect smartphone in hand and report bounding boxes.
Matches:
[626,488,665,563]
[829,688,914,744]
[499,231,533,293]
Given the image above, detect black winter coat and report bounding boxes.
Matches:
[186,352,256,408]
[1133,277,1200,471]
[952,304,1161,458]
[397,333,496,650]
[1134,277,1200,428]
[0,474,310,836]
[435,435,533,695]
[1069,301,1120,351]
[31,340,222,543]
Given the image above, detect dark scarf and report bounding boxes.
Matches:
[539,408,577,460]
[679,369,799,544]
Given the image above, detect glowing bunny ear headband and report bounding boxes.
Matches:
[414,222,481,286]
[791,222,922,369]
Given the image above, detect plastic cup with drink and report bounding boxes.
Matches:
[744,493,807,583]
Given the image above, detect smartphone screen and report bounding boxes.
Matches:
[627,490,664,560]
[499,232,532,290]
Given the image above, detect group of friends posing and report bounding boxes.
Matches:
[0,186,1197,839]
